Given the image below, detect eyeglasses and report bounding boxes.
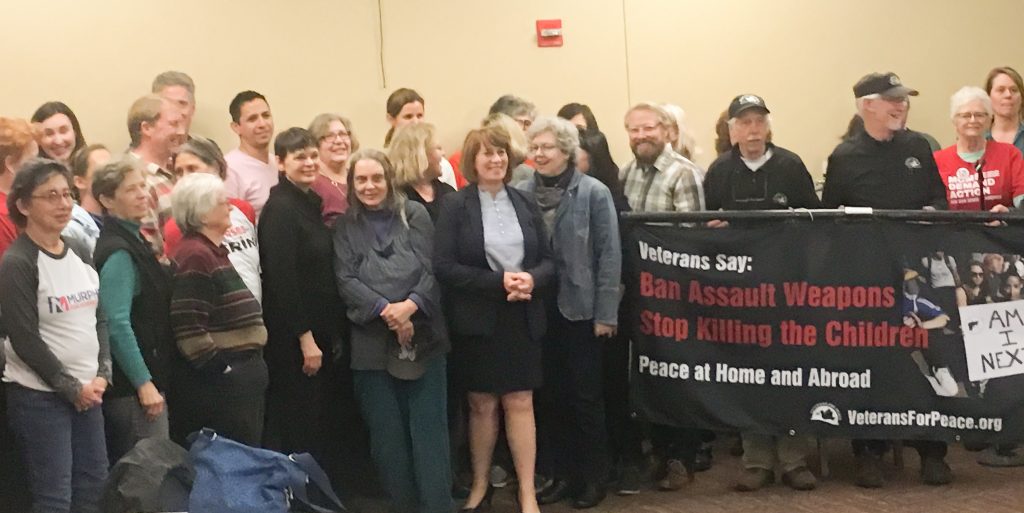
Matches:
[528,144,560,154]
[626,124,663,136]
[955,112,991,121]
[320,131,351,142]
[971,271,985,277]
[30,190,74,205]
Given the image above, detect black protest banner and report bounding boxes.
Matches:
[626,220,1024,443]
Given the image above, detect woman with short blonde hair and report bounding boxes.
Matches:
[388,123,454,223]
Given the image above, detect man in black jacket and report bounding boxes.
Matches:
[704,94,820,214]
[823,72,952,489]
[704,95,820,492]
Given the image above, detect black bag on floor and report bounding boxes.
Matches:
[101,437,194,513]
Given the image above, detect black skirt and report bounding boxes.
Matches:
[452,301,542,394]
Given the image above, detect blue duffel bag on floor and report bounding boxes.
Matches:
[188,428,345,513]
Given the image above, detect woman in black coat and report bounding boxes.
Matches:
[435,126,553,513]
[257,128,346,466]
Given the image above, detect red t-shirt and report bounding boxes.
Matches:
[0,191,18,259]
[163,198,256,256]
[934,141,1024,210]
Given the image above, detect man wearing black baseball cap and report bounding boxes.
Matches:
[703,95,820,491]
[704,94,820,214]
[822,72,946,211]
[822,73,951,488]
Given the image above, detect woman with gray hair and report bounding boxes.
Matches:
[520,116,621,509]
[167,173,268,446]
[333,149,452,513]
[934,86,1024,211]
[92,158,175,462]
[309,113,359,226]
[164,136,261,303]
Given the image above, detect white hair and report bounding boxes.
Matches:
[171,172,226,234]
[949,86,993,119]
[526,115,580,157]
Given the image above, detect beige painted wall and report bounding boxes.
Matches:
[2,0,1021,179]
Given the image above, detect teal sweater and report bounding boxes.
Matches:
[97,218,150,389]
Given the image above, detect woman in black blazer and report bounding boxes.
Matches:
[435,126,554,513]
[257,128,347,466]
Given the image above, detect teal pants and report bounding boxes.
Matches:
[354,356,453,513]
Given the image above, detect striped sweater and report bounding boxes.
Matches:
[169,232,266,367]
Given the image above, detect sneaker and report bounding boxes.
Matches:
[920,455,953,485]
[615,465,641,496]
[978,444,1024,467]
[735,468,773,492]
[489,465,511,488]
[781,466,817,491]
[855,453,884,488]
[656,459,692,491]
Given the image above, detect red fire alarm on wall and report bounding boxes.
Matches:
[536,19,563,47]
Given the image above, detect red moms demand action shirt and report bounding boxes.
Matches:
[934,141,1024,210]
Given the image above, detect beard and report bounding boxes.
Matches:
[631,140,662,165]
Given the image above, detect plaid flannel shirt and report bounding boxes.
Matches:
[619,146,705,213]
[130,152,176,256]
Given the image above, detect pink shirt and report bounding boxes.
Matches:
[224,149,279,216]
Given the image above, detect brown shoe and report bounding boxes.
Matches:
[735,468,774,492]
[781,466,817,491]
[657,459,693,491]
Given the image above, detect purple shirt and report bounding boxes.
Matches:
[310,173,349,227]
[224,149,279,216]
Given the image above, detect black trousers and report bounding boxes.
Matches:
[171,351,269,447]
[852,439,948,459]
[537,314,610,485]
[602,327,645,468]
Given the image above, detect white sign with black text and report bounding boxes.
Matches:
[960,300,1024,381]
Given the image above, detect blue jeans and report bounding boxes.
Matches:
[354,356,452,513]
[6,384,108,513]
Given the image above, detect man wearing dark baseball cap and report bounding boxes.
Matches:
[704,94,820,214]
[822,74,951,488]
[822,72,946,211]
[703,95,820,491]
[853,72,920,99]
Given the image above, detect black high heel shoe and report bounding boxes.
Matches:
[461,484,494,512]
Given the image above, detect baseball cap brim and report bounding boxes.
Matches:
[731,104,770,118]
[881,85,919,98]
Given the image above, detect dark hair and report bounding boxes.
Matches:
[30,101,87,158]
[460,127,514,184]
[384,88,425,146]
[274,127,317,161]
[985,66,1024,119]
[229,90,268,123]
[578,129,623,201]
[7,158,72,228]
[713,110,732,155]
[175,136,227,179]
[557,103,600,132]
[841,114,865,140]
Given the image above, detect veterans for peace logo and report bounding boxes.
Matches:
[905,157,922,170]
[810,402,842,426]
[889,75,901,85]
[740,95,762,106]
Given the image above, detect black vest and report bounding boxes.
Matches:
[93,218,176,398]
